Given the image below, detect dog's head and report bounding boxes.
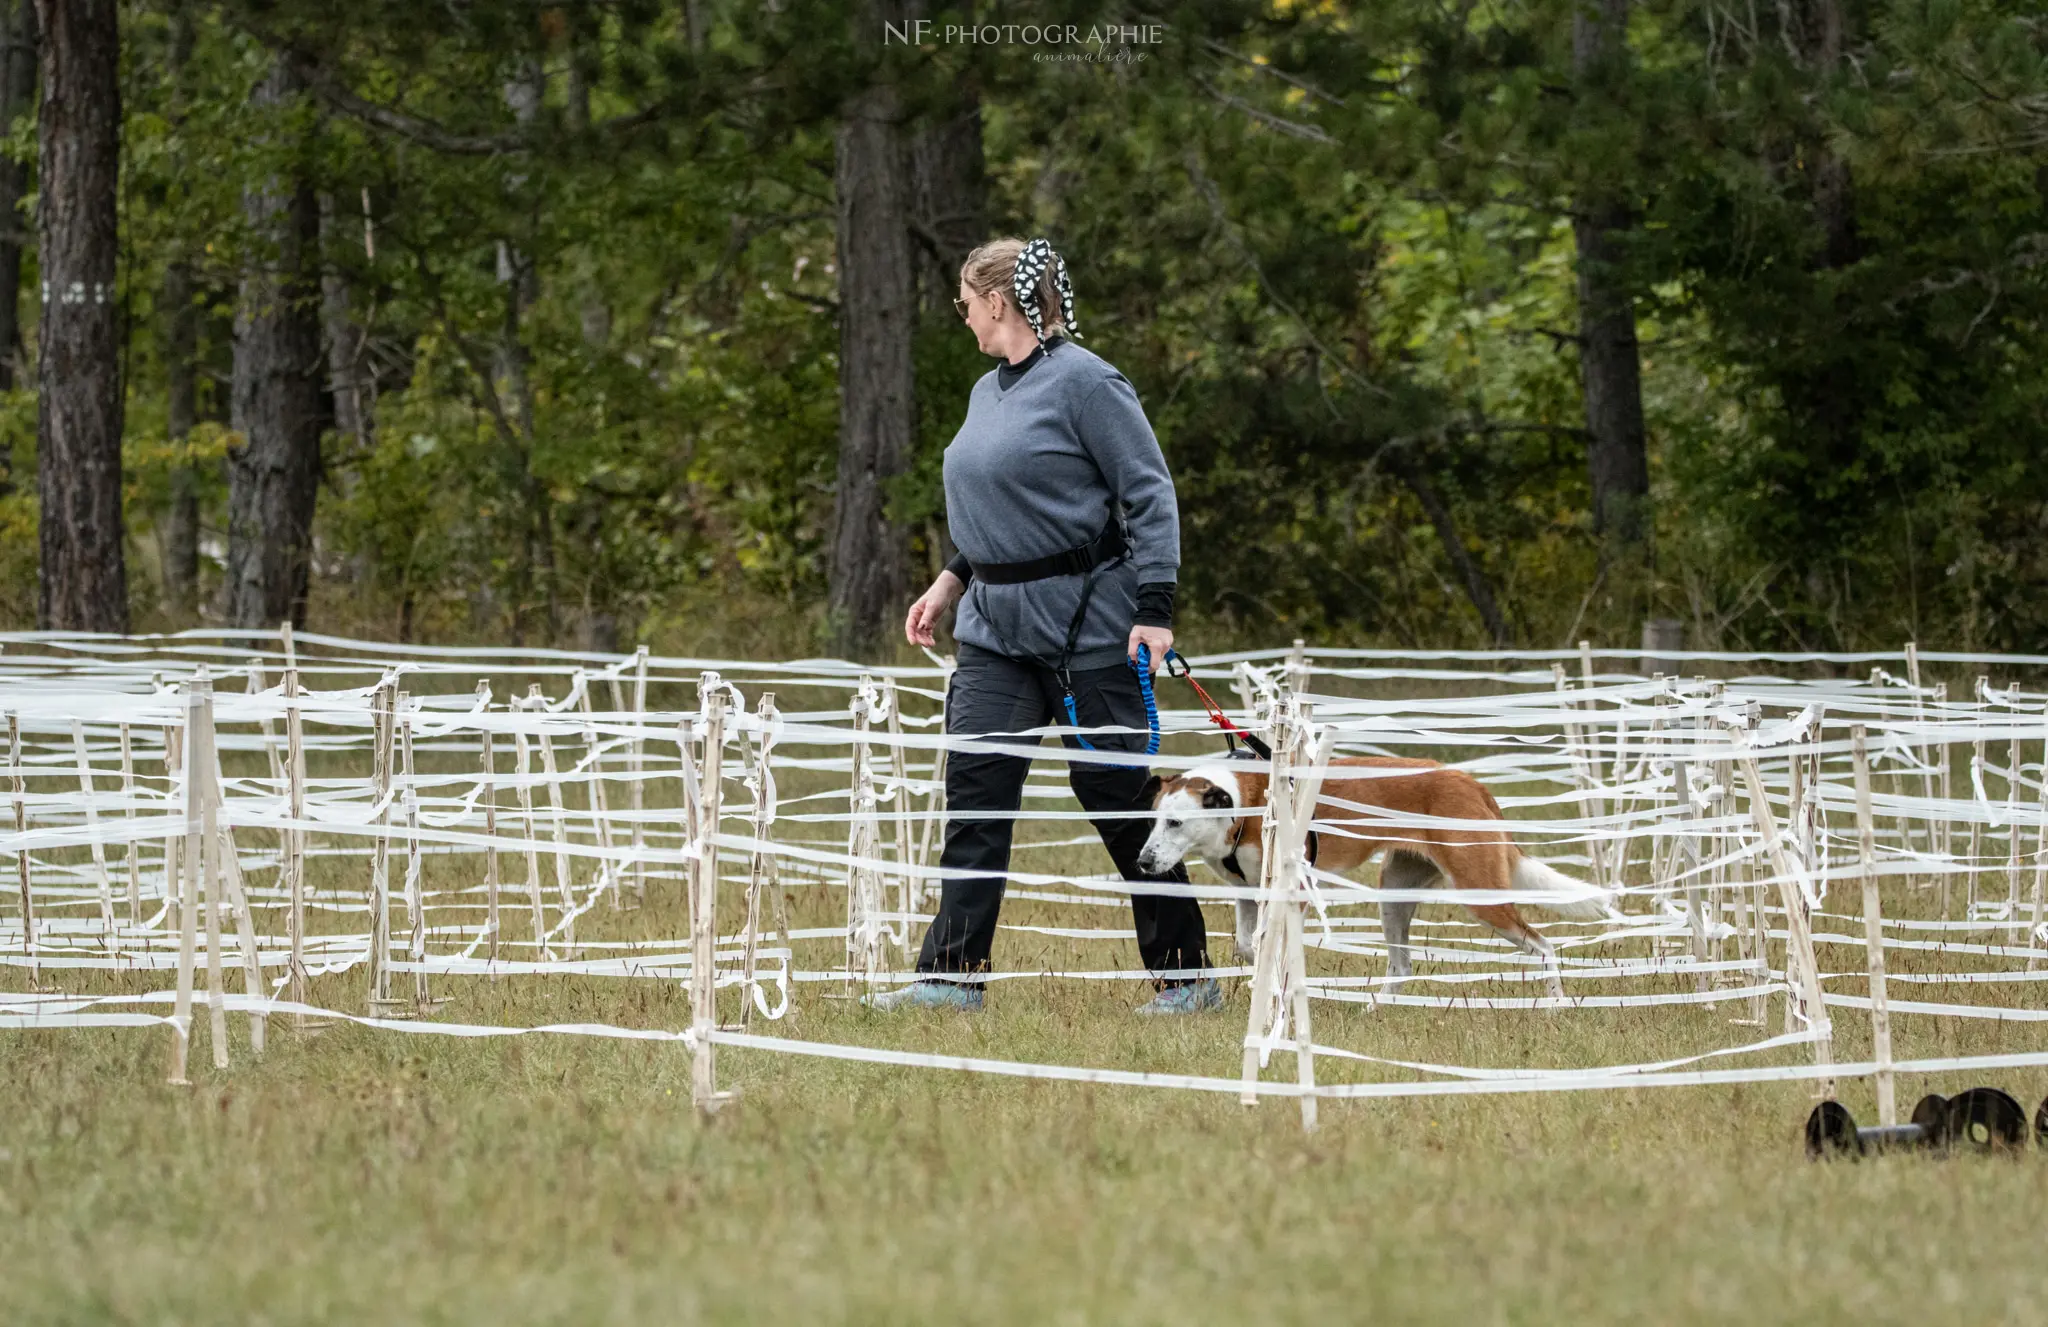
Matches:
[1135,767,1245,875]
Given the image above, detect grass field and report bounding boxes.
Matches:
[5,669,2048,1325]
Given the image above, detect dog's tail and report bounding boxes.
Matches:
[1511,854,1619,921]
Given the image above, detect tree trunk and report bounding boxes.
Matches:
[1783,0,1862,476]
[34,0,125,632]
[0,0,37,400]
[829,0,916,658]
[1384,447,1510,647]
[158,7,198,619]
[910,88,988,316]
[161,258,200,617]
[318,191,373,453]
[225,59,322,630]
[498,58,555,645]
[1571,0,1649,548]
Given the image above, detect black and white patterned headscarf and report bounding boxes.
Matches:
[1012,237,1080,346]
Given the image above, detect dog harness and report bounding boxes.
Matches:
[1215,776,1320,883]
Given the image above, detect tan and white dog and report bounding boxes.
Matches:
[1135,756,1615,998]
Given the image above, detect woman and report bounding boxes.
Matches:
[866,236,1219,1016]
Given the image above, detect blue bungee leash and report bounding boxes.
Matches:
[1062,642,1162,770]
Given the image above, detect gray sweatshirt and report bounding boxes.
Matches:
[944,339,1179,671]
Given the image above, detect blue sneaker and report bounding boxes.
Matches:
[861,979,985,1012]
[1134,977,1223,1016]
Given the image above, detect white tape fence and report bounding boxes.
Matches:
[4,628,2048,1129]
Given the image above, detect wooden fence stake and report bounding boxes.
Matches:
[1239,701,1334,1131]
[530,684,579,958]
[1553,664,1605,893]
[690,675,729,1116]
[1736,749,1834,1096]
[477,682,501,970]
[118,721,140,930]
[883,678,915,955]
[576,677,623,910]
[1935,681,1952,918]
[9,712,38,989]
[1241,708,1296,1108]
[168,676,208,1085]
[2005,708,2022,917]
[1906,642,1935,888]
[162,715,183,913]
[843,677,887,990]
[1850,726,1896,1127]
[284,665,310,1023]
[197,683,229,1070]
[70,719,118,954]
[741,691,777,1031]
[631,646,649,904]
[2030,707,2048,973]
[907,655,955,935]
[511,703,550,959]
[367,679,396,1012]
[399,697,432,1014]
[211,775,268,1055]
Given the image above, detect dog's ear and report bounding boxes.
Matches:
[1201,784,1235,810]
[1137,774,1162,808]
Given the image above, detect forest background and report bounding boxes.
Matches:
[4,0,2044,662]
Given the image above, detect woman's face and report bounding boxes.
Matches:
[957,279,1006,353]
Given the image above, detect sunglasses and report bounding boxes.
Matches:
[952,296,974,320]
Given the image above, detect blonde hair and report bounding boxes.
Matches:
[960,236,1069,338]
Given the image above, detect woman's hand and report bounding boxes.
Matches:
[1128,624,1173,673]
[904,570,966,647]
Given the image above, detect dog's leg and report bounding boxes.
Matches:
[1233,897,1259,962]
[1378,850,1433,997]
[1469,903,1566,1002]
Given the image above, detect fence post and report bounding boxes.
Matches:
[741,691,778,1030]
[690,675,728,1116]
[477,682,501,970]
[631,645,649,904]
[1240,703,1296,1108]
[9,712,35,987]
[1736,749,1834,1096]
[115,721,140,932]
[530,683,579,958]
[512,697,549,959]
[1934,681,1952,919]
[2030,707,2048,973]
[1850,725,1896,1127]
[67,718,117,952]
[399,694,432,1014]
[197,680,230,1070]
[577,675,622,910]
[883,678,915,956]
[844,677,887,991]
[168,675,209,1084]
[367,678,396,1012]
[285,664,311,1024]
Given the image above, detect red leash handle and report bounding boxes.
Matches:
[1165,651,1271,758]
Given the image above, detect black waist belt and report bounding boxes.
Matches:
[968,516,1127,586]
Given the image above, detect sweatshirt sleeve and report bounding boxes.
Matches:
[1075,370,1180,584]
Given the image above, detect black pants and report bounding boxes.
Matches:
[915,641,1211,983]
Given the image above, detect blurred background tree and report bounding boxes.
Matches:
[3,0,2043,656]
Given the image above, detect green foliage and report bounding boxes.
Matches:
[2,0,2044,652]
